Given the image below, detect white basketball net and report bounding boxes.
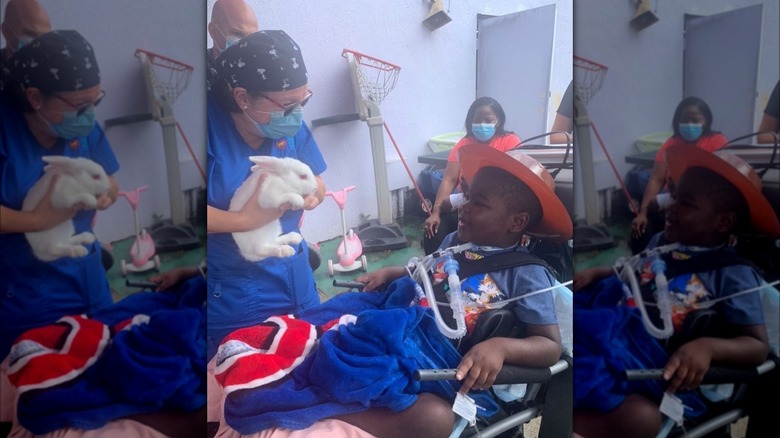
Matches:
[574,56,607,105]
[343,49,401,106]
[136,50,193,105]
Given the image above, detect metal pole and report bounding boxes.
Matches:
[574,97,600,225]
[158,100,186,225]
[365,100,393,225]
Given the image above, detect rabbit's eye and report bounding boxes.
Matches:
[299,174,308,180]
[91,174,101,180]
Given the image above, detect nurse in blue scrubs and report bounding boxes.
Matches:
[0,30,120,360]
[206,30,327,360]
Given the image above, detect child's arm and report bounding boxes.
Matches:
[573,266,614,291]
[663,324,769,394]
[455,323,561,393]
[148,266,201,291]
[355,266,408,291]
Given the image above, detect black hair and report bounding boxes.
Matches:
[681,166,750,233]
[2,79,55,113]
[671,96,716,138]
[464,97,512,139]
[208,77,265,113]
[478,166,542,229]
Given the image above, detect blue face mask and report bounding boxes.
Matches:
[679,123,703,142]
[472,123,496,142]
[225,37,240,51]
[246,108,303,139]
[17,36,34,51]
[40,107,96,139]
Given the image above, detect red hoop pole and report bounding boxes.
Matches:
[134,48,194,71]
[175,121,206,182]
[341,49,401,71]
[589,122,638,215]
[573,55,608,72]
[382,122,432,216]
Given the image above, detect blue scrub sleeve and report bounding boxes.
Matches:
[294,122,327,176]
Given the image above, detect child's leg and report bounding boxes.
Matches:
[335,393,455,438]
[573,393,662,438]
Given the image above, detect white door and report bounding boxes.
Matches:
[477,5,556,139]
[684,5,762,140]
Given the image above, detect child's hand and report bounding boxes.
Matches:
[572,267,612,291]
[148,266,198,291]
[355,266,406,291]
[663,339,712,393]
[455,338,506,393]
[355,271,381,291]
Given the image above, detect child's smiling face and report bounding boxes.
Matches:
[457,170,520,247]
[664,172,733,247]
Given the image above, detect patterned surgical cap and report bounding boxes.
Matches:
[216,30,307,93]
[9,30,100,93]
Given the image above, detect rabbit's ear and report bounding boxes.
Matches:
[42,156,77,173]
[249,156,282,174]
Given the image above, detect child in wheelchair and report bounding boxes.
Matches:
[343,144,574,437]
[572,145,779,438]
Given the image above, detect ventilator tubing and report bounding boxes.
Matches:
[409,243,471,339]
[616,244,678,339]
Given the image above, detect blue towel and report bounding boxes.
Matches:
[573,275,706,417]
[14,276,207,434]
[222,277,499,434]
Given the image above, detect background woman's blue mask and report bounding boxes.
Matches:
[678,123,703,142]
[472,123,496,142]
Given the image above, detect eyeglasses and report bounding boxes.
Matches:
[256,90,313,117]
[51,90,106,116]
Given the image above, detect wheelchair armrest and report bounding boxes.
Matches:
[623,355,778,384]
[415,354,572,385]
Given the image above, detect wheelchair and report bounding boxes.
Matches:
[623,309,779,438]
[416,308,573,438]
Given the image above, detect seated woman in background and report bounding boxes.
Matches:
[422,96,522,254]
[629,96,727,254]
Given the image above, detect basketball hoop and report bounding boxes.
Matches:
[135,49,193,106]
[573,55,608,105]
[342,49,401,106]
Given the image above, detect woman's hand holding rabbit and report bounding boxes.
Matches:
[302,194,321,211]
[32,175,80,230]
[237,173,291,231]
[95,194,114,210]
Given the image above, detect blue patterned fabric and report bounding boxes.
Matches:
[222,277,500,434]
[14,277,206,434]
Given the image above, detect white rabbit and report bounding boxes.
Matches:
[22,156,111,262]
[229,156,318,262]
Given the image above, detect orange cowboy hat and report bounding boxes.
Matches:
[665,144,780,238]
[458,144,573,242]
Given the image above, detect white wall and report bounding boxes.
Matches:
[0,0,206,244]
[209,0,573,244]
[574,0,779,206]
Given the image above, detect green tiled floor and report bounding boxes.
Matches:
[105,225,206,301]
[313,215,426,299]
[312,213,635,300]
[100,215,631,302]
[573,216,633,271]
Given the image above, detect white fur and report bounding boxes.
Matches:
[229,156,317,261]
[22,156,111,262]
